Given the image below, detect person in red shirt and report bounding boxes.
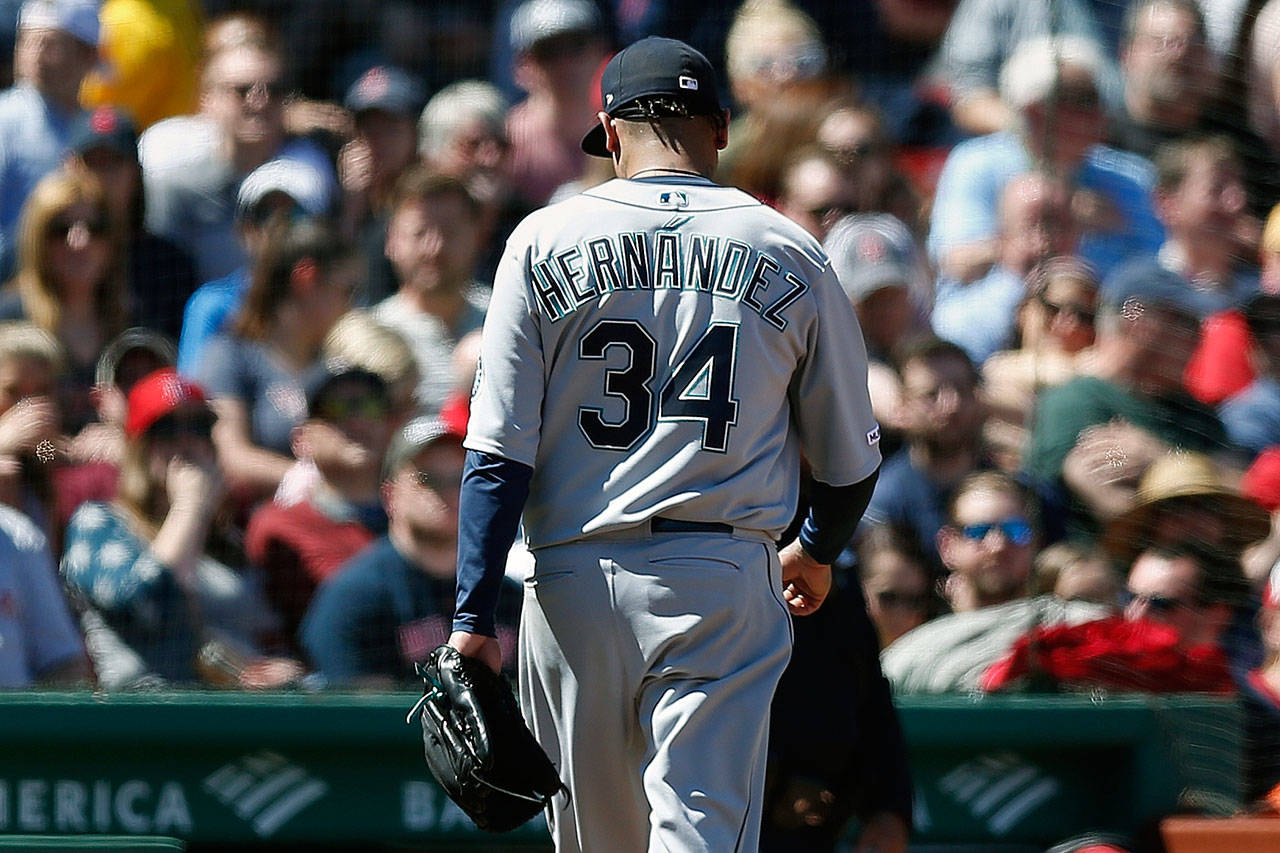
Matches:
[244,366,396,652]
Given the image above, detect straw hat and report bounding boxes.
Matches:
[1101,451,1270,564]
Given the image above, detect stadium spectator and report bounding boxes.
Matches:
[0,0,97,280]
[776,146,858,242]
[852,523,934,649]
[928,35,1163,284]
[1024,274,1227,540]
[1029,541,1120,606]
[60,368,302,688]
[0,168,127,435]
[320,309,420,420]
[63,105,198,343]
[933,172,1078,366]
[814,103,921,231]
[195,220,355,502]
[139,27,335,282]
[300,414,521,687]
[373,170,488,415]
[982,257,1100,472]
[0,321,61,535]
[418,80,519,283]
[176,156,331,378]
[937,0,1120,136]
[981,540,1246,694]
[881,471,1109,693]
[823,213,931,444]
[504,0,608,208]
[1112,0,1217,159]
[1105,136,1258,320]
[824,213,930,366]
[245,366,394,653]
[1099,450,1270,573]
[1221,294,1280,457]
[854,337,989,572]
[52,327,175,532]
[0,500,90,687]
[337,65,426,307]
[718,0,840,202]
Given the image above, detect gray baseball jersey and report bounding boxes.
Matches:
[466,175,881,547]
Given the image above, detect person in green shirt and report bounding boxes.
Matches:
[1024,273,1228,540]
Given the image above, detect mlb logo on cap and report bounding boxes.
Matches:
[581,36,723,157]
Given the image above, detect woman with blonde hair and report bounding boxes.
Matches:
[0,169,127,434]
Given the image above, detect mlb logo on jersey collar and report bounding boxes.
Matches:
[658,191,689,209]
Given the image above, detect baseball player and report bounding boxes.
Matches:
[448,36,881,852]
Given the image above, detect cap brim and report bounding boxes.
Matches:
[582,123,609,157]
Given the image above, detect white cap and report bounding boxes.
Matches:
[19,0,100,46]
[509,0,602,54]
[236,157,331,222]
[999,34,1105,112]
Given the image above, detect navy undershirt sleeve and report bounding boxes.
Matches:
[452,449,534,637]
[798,467,880,564]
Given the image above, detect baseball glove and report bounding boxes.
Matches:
[406,644,566,832]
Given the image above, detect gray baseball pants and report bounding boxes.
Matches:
[518,526,793,852]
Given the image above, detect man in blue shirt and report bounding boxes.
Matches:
[0,0,98,278]
[929,34,1163,286]
[300,416,520,687]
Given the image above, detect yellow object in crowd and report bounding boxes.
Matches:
[80,0,204,130]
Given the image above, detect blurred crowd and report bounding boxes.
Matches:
[3,0,1280,829]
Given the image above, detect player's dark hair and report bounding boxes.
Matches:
[893,334,981,388]
[234,217,349,341]
[389,167,481,222]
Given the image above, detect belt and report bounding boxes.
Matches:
[650,517,733,534]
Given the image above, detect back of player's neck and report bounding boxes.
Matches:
[621,153,713,181]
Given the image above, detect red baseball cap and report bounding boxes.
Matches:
[125,369,207,438]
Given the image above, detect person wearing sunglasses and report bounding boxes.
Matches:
[61,368,303,688]
[138,27,335,284]
[245,367,396,654]
[0,0,100,282]
[983,256,1100,471]
[882,471,1110,694]
[1,169,127,436]
[299,414,521,687]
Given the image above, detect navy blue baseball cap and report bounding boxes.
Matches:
[344,65,427,119]
[69,106,139,160]
[581,36,723,158]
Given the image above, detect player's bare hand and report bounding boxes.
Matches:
[448,630,502,675]
[854,810,909,853]
[779,540,831,616]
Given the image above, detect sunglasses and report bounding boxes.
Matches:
[147,410,216,441]
[1121,589,1195,616]
[805,202,856,223]
[46,217,109,241]
[219,80,287,102]
[1055,87,1101,110]
[874,589,929,611]
[1037,294,1096,324]
[315,395,390,421]
[958,517,1034,546]
[412,468,463,493]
